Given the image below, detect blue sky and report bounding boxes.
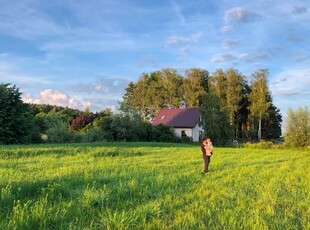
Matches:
[0,0,309,128]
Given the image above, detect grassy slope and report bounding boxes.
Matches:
[0,142,309,229]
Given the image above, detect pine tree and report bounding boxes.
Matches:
[201,93,233,145]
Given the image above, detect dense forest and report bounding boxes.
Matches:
[122,68,282,144]
[0,68,283,145]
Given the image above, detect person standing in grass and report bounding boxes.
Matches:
[201,138,214,174]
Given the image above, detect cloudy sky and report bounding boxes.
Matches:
[1,0,309,126]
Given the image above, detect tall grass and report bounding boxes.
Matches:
[0,142,309,229]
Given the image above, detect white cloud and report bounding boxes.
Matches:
[239,52,269,62]
[171,0,187,25]
[291,54,308,62]
[0,58,52,85]
[94,84,102,92]
[180,45,192,53]
[223,39,240,49]
[23,89,84,110]
[225,7,262,23]
[220,25,233,33]
[291,6,308,15]
[211,53,237,63]
[40,32,136,53]
[166,32,204,46]
[211,51,270,64]
[70,76,130,96]
[0,1,64,40]
[270,68,310,96]
[137,56,158,68]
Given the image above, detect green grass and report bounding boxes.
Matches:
[0,142,309,229]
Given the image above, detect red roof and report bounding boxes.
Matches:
[152,108,201,128]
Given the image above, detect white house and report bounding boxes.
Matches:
[152,108,204,142]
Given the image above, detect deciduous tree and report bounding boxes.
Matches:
[209,69,227,109]
[284,107,310,147]
[248,69,271,141]
[183,68,209,108]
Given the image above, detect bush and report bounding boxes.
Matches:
[151,124,178,142]
[243,141,273,149]
[284,107,310,147]
[45,118,74,143]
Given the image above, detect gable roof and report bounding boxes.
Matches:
[152,108,201,128]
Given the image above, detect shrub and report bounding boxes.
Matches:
[243,141,273,149]
[284,107,310,147]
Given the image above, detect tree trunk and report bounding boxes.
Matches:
[258,117,262,141]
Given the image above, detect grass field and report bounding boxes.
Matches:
[0,142,309,229]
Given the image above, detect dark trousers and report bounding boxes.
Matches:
[203,155,211,172]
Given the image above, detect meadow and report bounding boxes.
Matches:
[0,142,309,229]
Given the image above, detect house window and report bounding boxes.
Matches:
[181,130,187,137]
[161,115,166,120]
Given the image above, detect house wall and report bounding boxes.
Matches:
[173,124,204,142]
[192,124,204,142]
[174,128,192,139]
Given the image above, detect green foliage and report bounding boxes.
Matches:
[79,112,178,143]
[45,118,74,143]
[183,68,209,108]
[1,66,283,145]
[0,143,309,229]
[226,69,244,126]
[248,69,272,141]
[284,107,310,147]
[243,141,274,149]
[201,93,233,146]
[262,103,282,139]
[123,68,281,143]
[151,124,177,142]
[0,83,38,144]
[243,141,287,149]
[209,69,227,108]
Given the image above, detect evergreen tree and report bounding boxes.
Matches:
[201,93,233,146]
[122,82,137,111]
[237,82,251,140]
[262,103,282,140]
[0,83,37,144]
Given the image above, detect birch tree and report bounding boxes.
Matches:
[209,69,227,109]
[248,69,271,141]
[183,68,209,108]
[226,69,244,124]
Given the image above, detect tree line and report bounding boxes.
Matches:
[122,68,282,144]
[1,73,309,147]
[0,83,178,144]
